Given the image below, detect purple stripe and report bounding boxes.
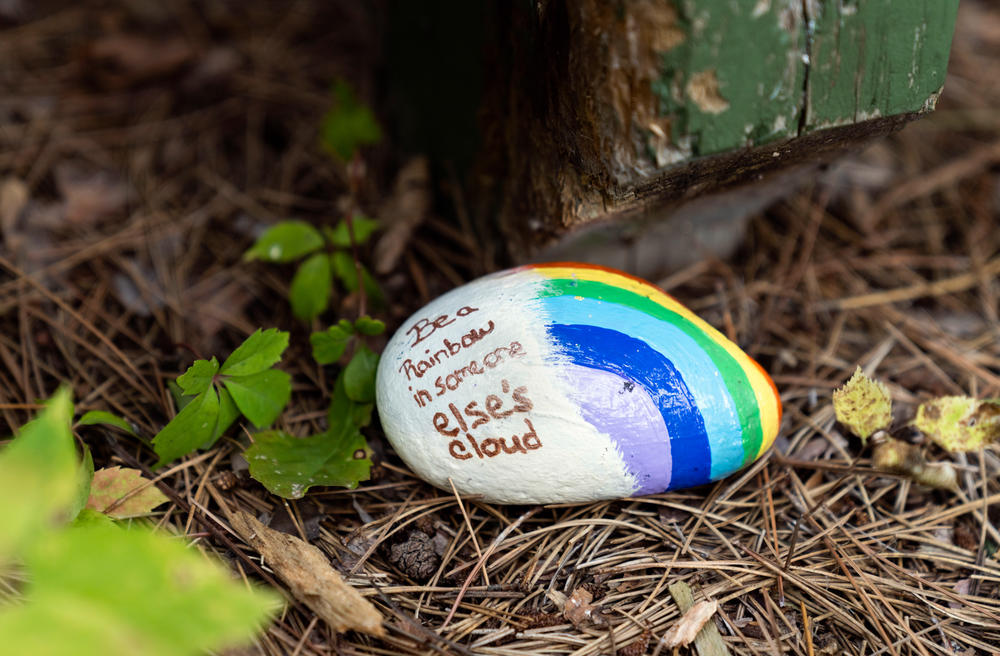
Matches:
[558,364,671,495]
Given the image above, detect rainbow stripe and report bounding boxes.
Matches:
[522,263,781,492]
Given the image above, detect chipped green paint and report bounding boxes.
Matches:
[805,0,959,129]
[654,0,805,158]
[650,0,957,160]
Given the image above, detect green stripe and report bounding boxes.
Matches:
[537,278,763,463]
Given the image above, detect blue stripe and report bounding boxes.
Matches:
[539,295,744,479]
[545,323,712,489]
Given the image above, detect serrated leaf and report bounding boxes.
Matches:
[176,357,219,395]
[224,370,291,429]
[324,215,380,248]
[243,220,324,262]
[310,325,352,365]
[344,346,378,403]
[86,467,169,519]
[320,81,382,161]
[914,396,1000,452]
[354,315,385,336]
[290,252,331,321]
[219,328,289,376]
[330,251,358,292]
[70,446,95,522]
[0,388,77,563]
[245,426,371,498]
[152,387,220,468]
[832,367,893,442]
[77,410,136,435]
[208,387,240,446]
[0,522,279,656]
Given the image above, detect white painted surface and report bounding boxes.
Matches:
[375,271,635,504]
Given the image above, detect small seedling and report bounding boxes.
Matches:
[244,217,383,321]
[246,316,384,498]
[152,328,291,467]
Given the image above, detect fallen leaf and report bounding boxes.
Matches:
[86,466,169,519]
[229,511,385,637]
[374,157,431,274]
[662,599,719,649]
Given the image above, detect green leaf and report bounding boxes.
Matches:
[69,446,95,522]
[330,251,358,292]
[73,507,116,528]
[243,220,324,263]
[77,410,136,436]
[152,387,220,468]
[0,388,78,563]
[320,81,382,161]
[223,370,291,429]
[354,315,385,336]
[337,318,355,333]
[245,427,371,498]
[289,252,331,321]
[324,215,380,248]
[914,397,1000,452]
[361,265,385,308]
[343,346,379,403]
[331,256,383,307]
[176,357,219,396]
[310,325,353,365]
[167,380,190,412]
[208,387,240,446]
[352,402,374,428]
[327,371,373,429]
[0,522,279,656]
[86,467,169,519]
[832,367,893,443]
[219,328,289,377]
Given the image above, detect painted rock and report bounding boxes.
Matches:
[375,263,781,504]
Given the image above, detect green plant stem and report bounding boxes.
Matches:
[345,152,368,319]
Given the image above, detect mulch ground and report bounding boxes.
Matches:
[2,2,1000,655]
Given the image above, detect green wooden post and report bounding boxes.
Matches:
[488,0,959,252]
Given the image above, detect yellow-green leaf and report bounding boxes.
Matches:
[0,522,279,656]
[0,388,78,564]
[832,367,893,442]
[914,396,1000,452]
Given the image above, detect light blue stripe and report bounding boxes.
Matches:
[539,295,744,479]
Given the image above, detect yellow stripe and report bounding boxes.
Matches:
[533,265,780,456]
